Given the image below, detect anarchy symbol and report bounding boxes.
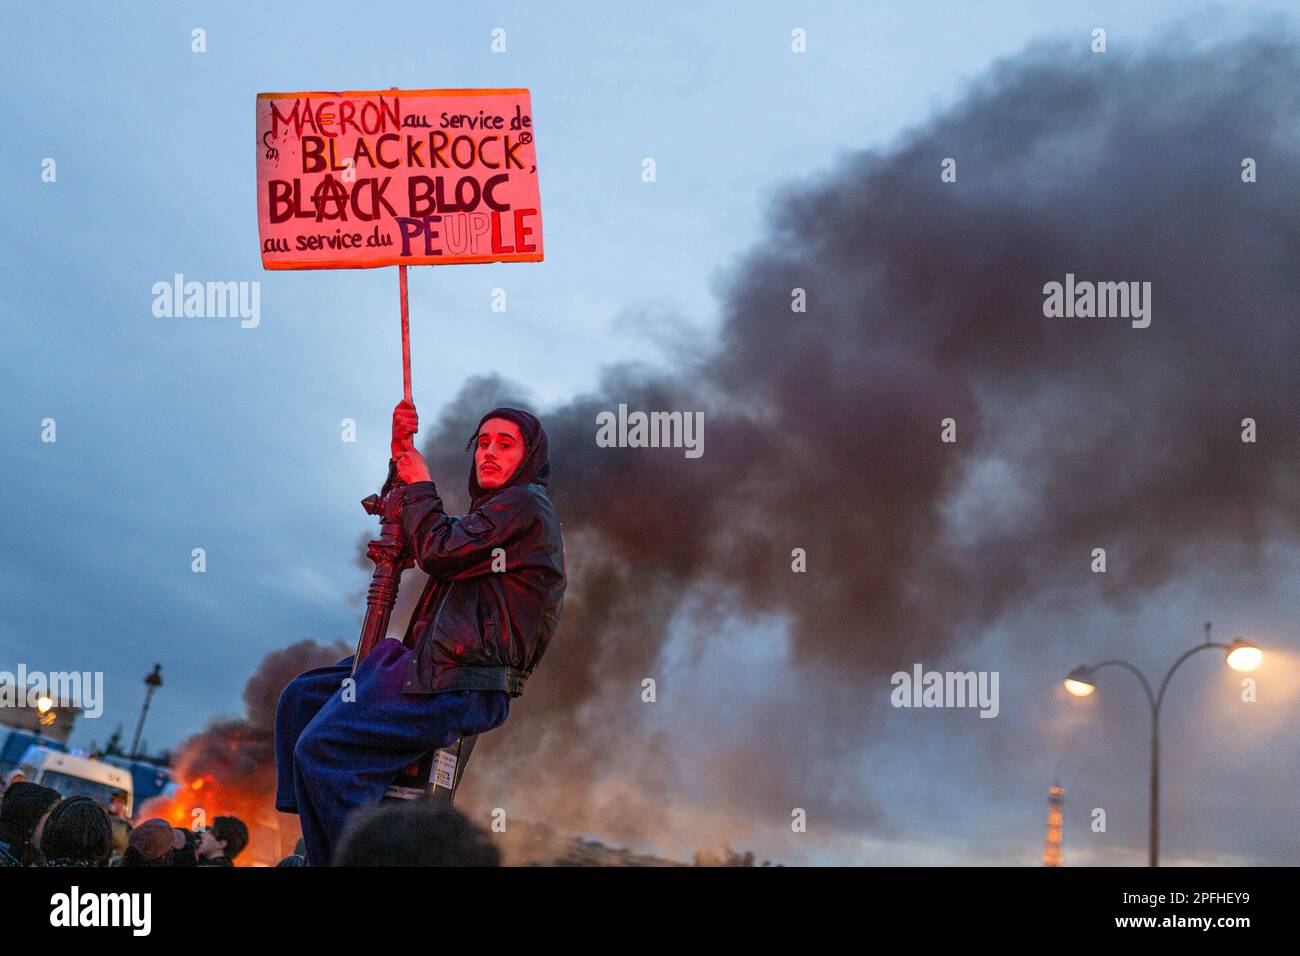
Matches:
[311,174,350,222]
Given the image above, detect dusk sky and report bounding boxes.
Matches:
[2,1,1297,865]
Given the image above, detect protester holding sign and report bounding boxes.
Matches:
[261,86,559,865]
[273,401,565,865]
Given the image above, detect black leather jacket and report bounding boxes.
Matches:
[396,479,566,696]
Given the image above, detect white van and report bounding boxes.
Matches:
[15,746,133,817]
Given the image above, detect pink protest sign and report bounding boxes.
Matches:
[256,88,542,270]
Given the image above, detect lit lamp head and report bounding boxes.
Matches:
[36,696,56,727]
[1063,666,1096,697]
[1225,638,1262,673]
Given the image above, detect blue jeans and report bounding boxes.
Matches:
[273,639,509,866]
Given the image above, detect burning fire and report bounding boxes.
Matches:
[130,639,351,863]
[139,773,216,828]
[139,766,299,867]
[131,639,349,864]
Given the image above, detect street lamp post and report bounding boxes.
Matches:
[1063,625,1262,867]
[130,664,163,760]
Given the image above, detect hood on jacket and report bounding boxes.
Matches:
[464,406,551,508]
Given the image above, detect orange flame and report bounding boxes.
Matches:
[139,768,296,866]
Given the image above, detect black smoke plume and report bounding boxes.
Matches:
[374,33,1300,854]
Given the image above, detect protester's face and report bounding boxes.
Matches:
[197,829,222,857]
[475,418,525,489]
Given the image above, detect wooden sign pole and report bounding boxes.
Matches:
[354,262,418,669]
[350,264,474,804]
[399,264,412,404]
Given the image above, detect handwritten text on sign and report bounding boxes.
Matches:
[256,88,542,270]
